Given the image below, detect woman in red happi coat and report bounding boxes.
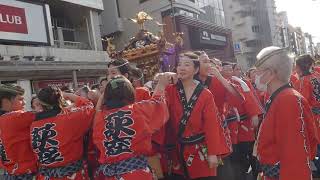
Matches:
[92,74,170,180]
[165,52,229,180]
[254,47,319,180]
[30,87,95,180]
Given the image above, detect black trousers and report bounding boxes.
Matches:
[216,156,236,180]
[230,142,258,180]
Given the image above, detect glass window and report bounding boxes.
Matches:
[191,0,226,26]
[139,0,149,3]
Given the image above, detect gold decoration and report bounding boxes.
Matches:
[129,11,153,30]
[105,37,116,57]
[108,11,184,80]
[173,32,184,47]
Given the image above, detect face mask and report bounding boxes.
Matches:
[255,72,268,92]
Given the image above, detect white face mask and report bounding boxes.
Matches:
[255,72,268,92]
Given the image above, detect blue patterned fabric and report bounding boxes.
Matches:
[3,172,34,180]
[260,162,280,179]
[39,159,83,178]
[312,107,320,115]
[98,156,148,177]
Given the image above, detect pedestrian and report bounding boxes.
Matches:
[254,47,319,180]
[293,54,320,131]
[107,58,151,102]
[0,84,37,179]
[92,74,169,180]
[30,86,95,180]
[165,51,229,180]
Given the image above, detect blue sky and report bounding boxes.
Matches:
[276,0,320,43]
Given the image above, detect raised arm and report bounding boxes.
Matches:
[210,67,244,102]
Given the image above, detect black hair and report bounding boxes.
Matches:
[91,83,100,90]
[37,86,63,112]
[79,86,90,93]
[179,51,200,79]
[179,51,200,69]
[99,78,108,85]
[107,58,131,76]
[296,54,314,76]
[232,63,238,70]
[103,76,135,109]
[222,62,233,67]
[31,96,37,109]
[130,67,144,85]
[60,86,74,93]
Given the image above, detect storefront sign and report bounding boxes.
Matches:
[0,0,49,44]
[234,43,241,53]
[200,30,227,46]
[0,4,28,34]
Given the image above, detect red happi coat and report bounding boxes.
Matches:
[200,76,244,150]
[243,78,265,109]
[135,87,151,102]
[0,110,37,175]
[256,85,319,180]
[165,82,230,179]
[230,79,263,143]
[30,97,95,180]
[293,72,320,134]
[314,66,320,73]
[202,76,244,115]
[92,96,169,180]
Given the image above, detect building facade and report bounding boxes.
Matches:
[304,33,314,56]
[276,11,290,48]
[0,0,109,110]
[288,25,307,56]
[316,43,320,56]
[100,0,235,62]
[223,0,280,69]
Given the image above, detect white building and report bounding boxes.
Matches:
[277,11,290,48]
[223,0,280,69]
[304,33,314,56]
[0,0,110,110]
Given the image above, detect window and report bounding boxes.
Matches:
[0,81,17,85]
[240,9,256,18]
[252,25,260,33]
[179,9,197,18]
[139,0,149,3]
[245,40,261,47]
[194,0,226,26]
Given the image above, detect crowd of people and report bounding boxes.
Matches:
[0,46,319,180]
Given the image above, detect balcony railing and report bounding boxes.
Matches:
[54,40,91,50]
